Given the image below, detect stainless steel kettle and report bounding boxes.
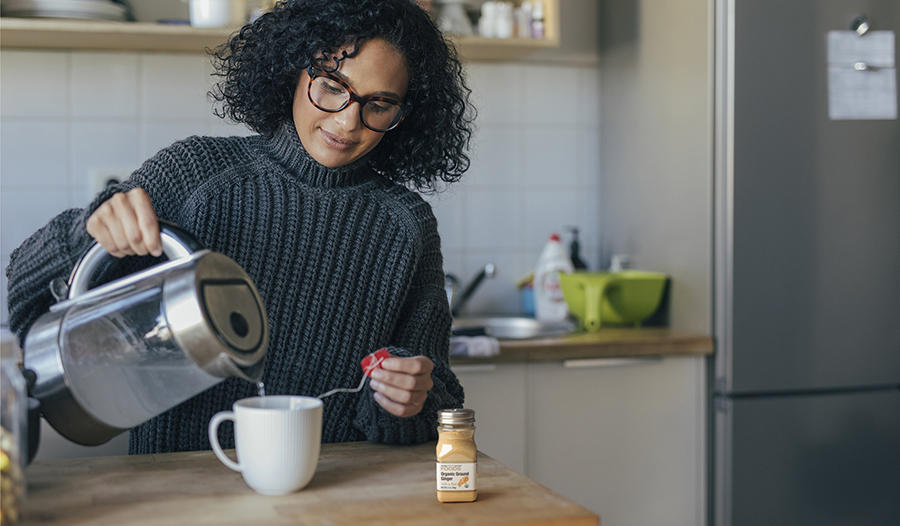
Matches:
[23,221,268,446]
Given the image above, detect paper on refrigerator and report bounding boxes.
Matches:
[827,30,897,120]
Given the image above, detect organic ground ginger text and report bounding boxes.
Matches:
[436,408,477,503]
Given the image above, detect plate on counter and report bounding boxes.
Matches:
[1,0,127,21]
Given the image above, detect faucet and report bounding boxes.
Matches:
[445,263,496,318]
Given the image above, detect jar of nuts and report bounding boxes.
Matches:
[1,341,26,525]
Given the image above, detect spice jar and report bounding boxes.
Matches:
[436,408,477,502]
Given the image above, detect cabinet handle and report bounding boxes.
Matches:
[451,364,498,373]
[562,357,661,369]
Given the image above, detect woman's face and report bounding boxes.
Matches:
[292,38,410,168]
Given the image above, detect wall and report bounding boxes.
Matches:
[596,2,714,523]
[598,0,714,334]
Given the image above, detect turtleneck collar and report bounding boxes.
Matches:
[263,121,375,189]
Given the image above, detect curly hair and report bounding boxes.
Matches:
[209,0,475,191]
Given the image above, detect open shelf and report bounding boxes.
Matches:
[0,18,236,53]
[0,1,559,61]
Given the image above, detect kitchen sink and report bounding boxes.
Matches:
[451,317,576,340]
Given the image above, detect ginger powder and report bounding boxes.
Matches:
[436,408,477,502]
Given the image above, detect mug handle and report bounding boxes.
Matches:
[209,411,241,472]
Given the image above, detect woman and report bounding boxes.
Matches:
[5,0,474,454]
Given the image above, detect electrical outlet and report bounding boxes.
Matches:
[89,167,136,197]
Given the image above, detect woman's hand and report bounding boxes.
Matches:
[369,355,434,418]
[86,188,162,258]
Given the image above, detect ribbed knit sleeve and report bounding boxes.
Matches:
[352,206,464,442]
[6,207,93,346]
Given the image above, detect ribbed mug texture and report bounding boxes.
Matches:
[211,396,323,495]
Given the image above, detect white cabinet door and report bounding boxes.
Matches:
[451,363,527,474]
[526,356,706,526]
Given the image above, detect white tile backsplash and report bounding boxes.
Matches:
[440,250,465,294]
[523,128,580,188]
[1,189,72,257]
[140,53,215,121]
[0,255,7,324]
[579,67,601,128]
[467,63,523,126]
[580,188,601,269]
[71,52,139,119]
[524,65,580,126]
[524,190,580,250]
[426,191,465,252]
[466,126,523,189]
[0,120,69,187]
[465,189,521,251]
[71,121,141,199]
[0,51,69,118]
[0,51,602,320]
[580,128,601,189]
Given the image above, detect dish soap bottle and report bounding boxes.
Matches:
[534,233,574,322]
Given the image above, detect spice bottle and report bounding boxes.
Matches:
[436,408,477,502]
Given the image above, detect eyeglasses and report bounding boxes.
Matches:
[306,66,412,132]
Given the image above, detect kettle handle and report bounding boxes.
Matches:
[67,220,206,299]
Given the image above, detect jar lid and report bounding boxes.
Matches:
[438,408,475,424]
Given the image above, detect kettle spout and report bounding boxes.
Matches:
[211,354,266,383]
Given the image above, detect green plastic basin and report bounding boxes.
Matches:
[559,271,668,332]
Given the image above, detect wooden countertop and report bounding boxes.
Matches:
[450,327,714,365]
[23,441,598,526]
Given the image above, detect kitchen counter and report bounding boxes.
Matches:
[23,441,598,526]
[450,327,714,365]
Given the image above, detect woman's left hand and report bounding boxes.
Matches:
[369,355,434,418]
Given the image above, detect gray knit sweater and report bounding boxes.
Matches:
[5,122,464,454]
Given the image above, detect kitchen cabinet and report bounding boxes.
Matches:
[451,363,527,473]
[455,354,706,526]
[0,1,559,61]
[528,356,705,526]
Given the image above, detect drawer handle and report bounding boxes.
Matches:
[563,357,661,369]
[451,364,498,373]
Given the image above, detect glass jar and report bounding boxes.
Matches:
[436,408,477,502]
[1,341,26,525]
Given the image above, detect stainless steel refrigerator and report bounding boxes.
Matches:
[713,1,900,525]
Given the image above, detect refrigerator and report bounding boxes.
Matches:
[713,1,900,525]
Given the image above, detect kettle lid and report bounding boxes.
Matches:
[201,280,265,354]
[164,251,268,380]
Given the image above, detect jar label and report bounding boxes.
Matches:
[541,271,565,303]
[436,462,476,491]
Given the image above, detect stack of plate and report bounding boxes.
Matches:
[0,0,128,21]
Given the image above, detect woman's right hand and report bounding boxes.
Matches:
[86,188,163,258]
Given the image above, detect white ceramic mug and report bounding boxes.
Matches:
[209,395,323,495]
